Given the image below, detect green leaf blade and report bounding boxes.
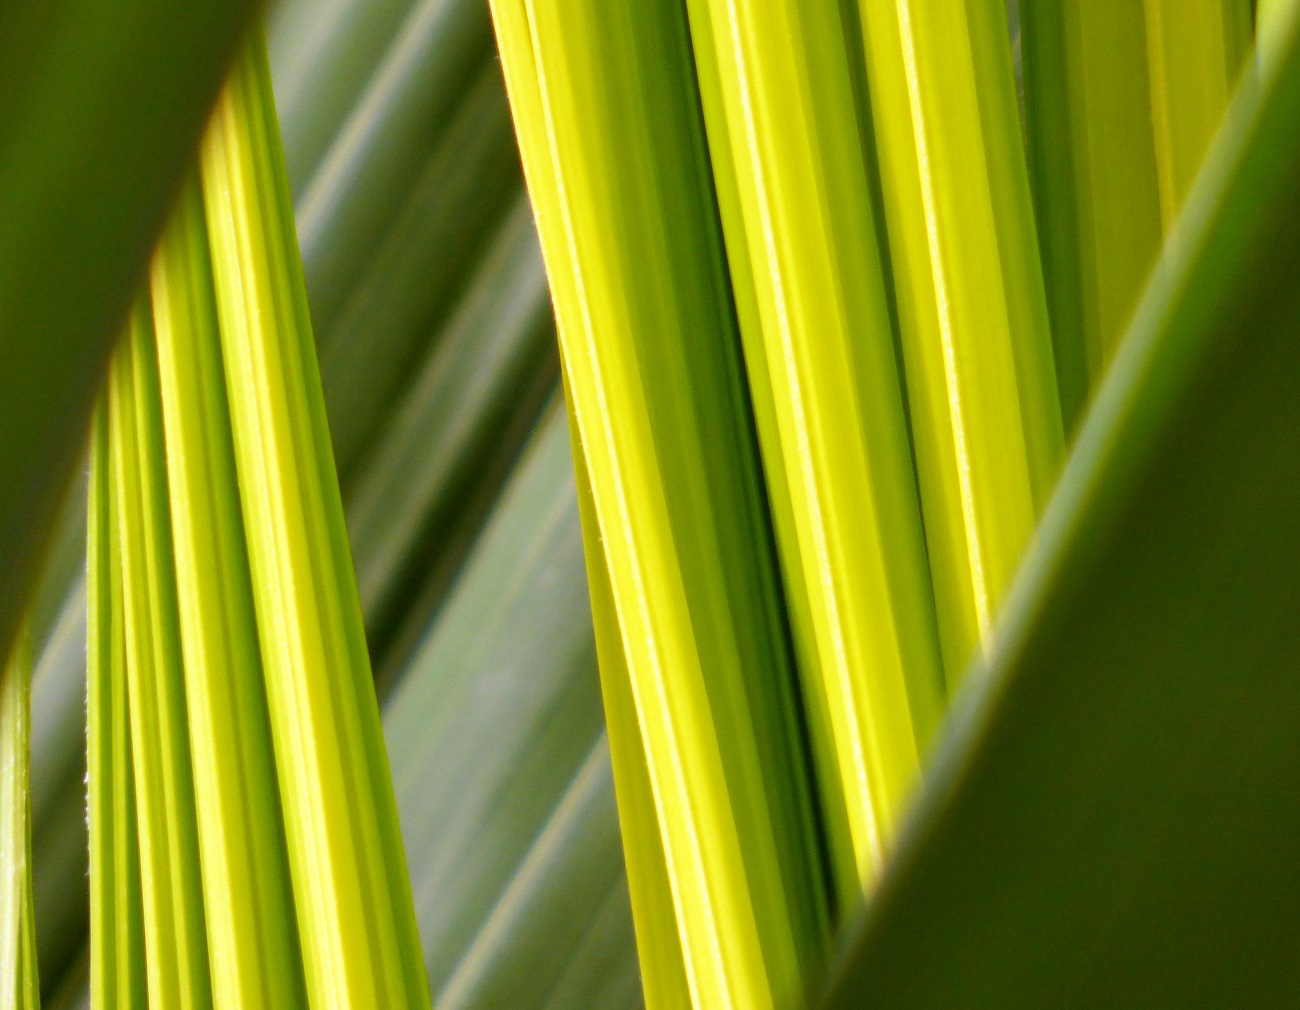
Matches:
[87,404,147,1010]
[200,37,430,1010]
[825,14,1300,1007]
[107,307,212,1010]
[857,0,1065,679]
[0,0,260,674]
[492,0,831,1003]
[150,180,308,1010]
[2,625,39,1010]
[686,0,946,903]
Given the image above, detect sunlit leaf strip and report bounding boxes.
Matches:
[107,308,212,1010]
[566,393,692,1010]
[858,0,1065,675]
[200,35,429,1010]
[87,404,147,1010]
[150,181,307,1010]
[684,0,945,901]
[491,1,830,1007]
[1023,1,1162,410]
[1,626,38,1010]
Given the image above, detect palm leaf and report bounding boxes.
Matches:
[86,405,145,1010]
[383,398,606,1001]
[1,625,38,1010]
[201,37,428,1008]
[492,0,830,1005]
[151,180,307,1010]
[1023,0,1250,419]
[317,60,521,476]
[30,12,627,1006]
[0,0,260,664]
[433,734,625,1010]
[858,0,1064,674]
[1144,0,1252,226]
[684,0,945,901]
[32,581,92,989]
[345,191,556,658]
[570,412,690,1010]
[826,12,1300,1006]
[105,308,211,1010]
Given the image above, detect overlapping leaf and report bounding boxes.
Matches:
[826,9,1300,1006]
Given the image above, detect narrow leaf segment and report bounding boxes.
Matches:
[151,181,307,1010]
[491,0,832,1006]
[1,626,38,1010]
[857,0,1065,675]
[826,13,1300,1007]
[201,35,429,1010]
[87,30,430,1010]
[88,402,146,1010]
[684,0,945,903]
[106,307,212,1010]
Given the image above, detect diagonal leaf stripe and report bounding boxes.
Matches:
[201,35,429,1010]
[107,308,212,1010]
[87,403,147,1010]
[151,179,307,1010]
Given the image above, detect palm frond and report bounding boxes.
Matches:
[317,60,522,476]
[151,180,306,1010]
[87,406,145,1010]
[345,192,556,657]
[1144,0,1252,227]
[494,0,835,1004]
[826,13,1300,1005]
[31,581,90,988]
[0,0,260,669]
[384,399,607,1002]
[684,0,945,902]
[570,423,691,1010]
[201,38,428,1008]
[858,0,1064,674]
[105,307,211,1010]
[31,12,624,1006]
[1023,0,1250,419]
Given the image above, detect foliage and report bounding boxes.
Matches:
[3,2,1299,1010]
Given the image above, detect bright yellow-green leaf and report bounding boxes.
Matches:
[857,0,1064,677]
[0,0,261,668]
[1259,0,1300,62]
[683,0,945,904]
[491,0,830,1005]
[150,180,308,1010]
[200,35,429,1010]
[1022,3,1158,427]
[567,401,691,1010]
[825,14,1300,1003]
[106,306,212,1010]
[87,403,147,1010]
